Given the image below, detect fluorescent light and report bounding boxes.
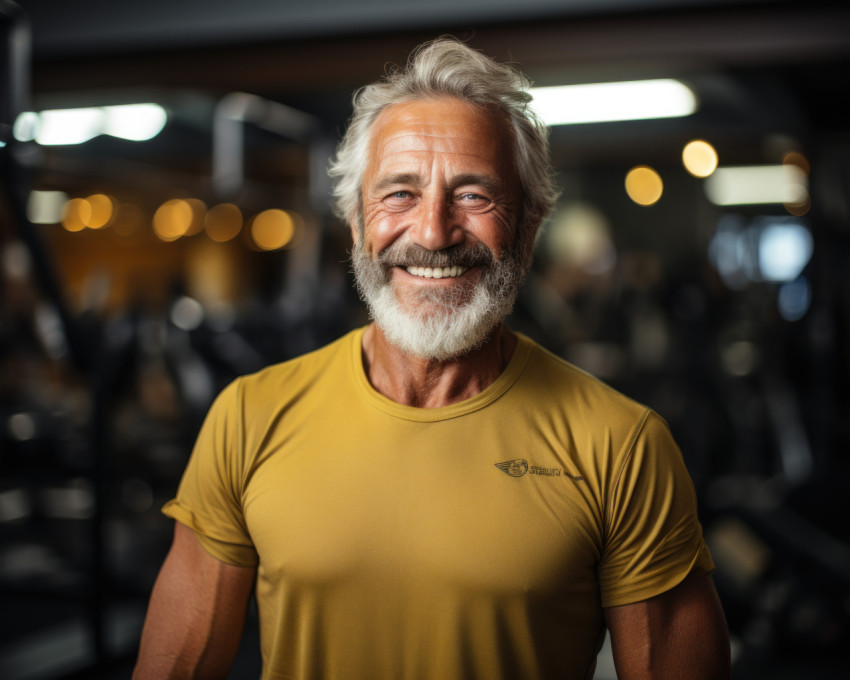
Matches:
[529,79,697,126]
[705,165,808,206]
[12,111,38,142]
[14,104,167,145]
[37,108,104,145]
[103,104,167,141]
[27,190,70,224]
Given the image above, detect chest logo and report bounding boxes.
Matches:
[495,459,529,477]
[496,459,571,479]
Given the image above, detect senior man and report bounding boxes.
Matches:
[134,38,730,680]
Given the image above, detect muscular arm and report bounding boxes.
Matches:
[133,521,257,680]
[604,570,731,680]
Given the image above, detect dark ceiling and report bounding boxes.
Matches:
[10,1,844,94]
[20,0,757,59]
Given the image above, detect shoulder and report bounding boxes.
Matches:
[516,334,649,430]
[512,334,681,472]
[203,329,361,434]
[238,328,361,398]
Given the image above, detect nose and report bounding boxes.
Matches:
[408,192,464,251]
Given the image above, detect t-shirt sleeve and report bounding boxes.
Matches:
[598,409,714,608]
[162,378,259,567]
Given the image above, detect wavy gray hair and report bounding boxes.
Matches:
[328,38,558,260]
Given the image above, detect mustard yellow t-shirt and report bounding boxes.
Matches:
[163,328,713,680]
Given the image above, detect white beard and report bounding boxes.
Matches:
[351,239,527,361]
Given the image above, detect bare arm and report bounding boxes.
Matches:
[133,521,257,680]
[604,570,731,680]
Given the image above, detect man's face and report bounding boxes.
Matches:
[352,97,531,360]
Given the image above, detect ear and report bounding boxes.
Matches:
[349,201,364,245]
[349,217,359,245]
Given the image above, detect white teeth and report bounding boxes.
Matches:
[405,265,467,279]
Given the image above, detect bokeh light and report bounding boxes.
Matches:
[171,296,205,331]
[62,198,91,232]
[9,413,36,441]
[3,242,31,281]
[546,202,616,275]
[682,139,718,178]
[153,199,194,242]
[758,222,813,282]
[252,209,296,250]
[184,199,207,236]
[721,340,759,377]
[625,166,663,206]
[778,277,812,322]
[784,195,811,217]
[782,152,811,215]
[205,203,243,243]
[709,215,812,287]
[783,151,811,175]
[85,194,114,229]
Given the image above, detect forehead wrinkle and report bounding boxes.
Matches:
[374,143,498,163]
[374,127,503,154]
[368,141,506,181]
[371,98,509,146]
[384,129,487,141]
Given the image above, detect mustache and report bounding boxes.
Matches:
[375,242,496,269]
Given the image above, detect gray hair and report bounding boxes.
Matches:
[328,38,558,251]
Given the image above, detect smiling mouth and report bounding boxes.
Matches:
[404,265,468,279]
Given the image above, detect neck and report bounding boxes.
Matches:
[360,322,517,409]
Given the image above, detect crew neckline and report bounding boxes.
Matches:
[349,326,533,422]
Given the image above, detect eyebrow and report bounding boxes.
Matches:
[371,173,504,195]
[372,173,422,193]
[450,173,503,196]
